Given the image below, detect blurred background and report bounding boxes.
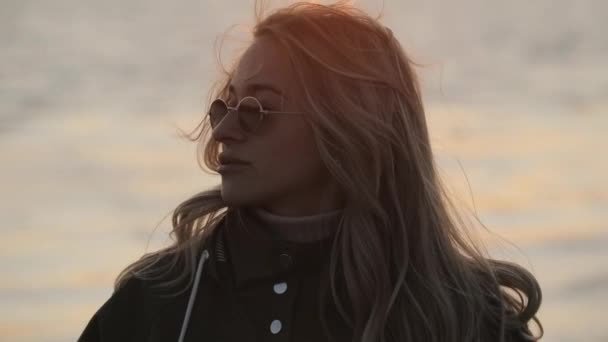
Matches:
[1,0,606,341]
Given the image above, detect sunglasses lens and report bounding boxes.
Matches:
[209,99,228,128]
[208,97,264,132]
[237,97,263,132]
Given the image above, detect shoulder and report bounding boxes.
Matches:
[78,255,180,342]
[78,229,222,342]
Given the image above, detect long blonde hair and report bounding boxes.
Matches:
[115,2,542,341]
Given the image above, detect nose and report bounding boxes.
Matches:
[210,109,246,143]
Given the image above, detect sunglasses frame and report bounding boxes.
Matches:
[208,96,304,133]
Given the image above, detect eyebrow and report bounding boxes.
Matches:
[228,83,286,100]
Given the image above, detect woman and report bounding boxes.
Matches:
[78,2,542,342]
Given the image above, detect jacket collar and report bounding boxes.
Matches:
[222,207,337,290]
[198,218,226,283]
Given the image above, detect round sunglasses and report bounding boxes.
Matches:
[208,96,304,133]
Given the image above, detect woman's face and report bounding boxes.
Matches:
[211,36,341,216]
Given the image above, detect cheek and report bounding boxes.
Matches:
[220,119,326,206]
[258,128,325,190]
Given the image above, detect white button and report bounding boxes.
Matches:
[270,319,282,334]
[273,282,287,294]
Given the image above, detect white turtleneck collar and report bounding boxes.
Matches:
[245,206,343,243]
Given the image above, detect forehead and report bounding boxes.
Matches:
[231,36,294,97]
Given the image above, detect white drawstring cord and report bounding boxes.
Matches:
[177,249,210,342]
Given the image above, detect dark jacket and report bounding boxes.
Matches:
[78,208,531,342]
[77,209,352,342]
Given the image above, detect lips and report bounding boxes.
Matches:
[218,163,249,173]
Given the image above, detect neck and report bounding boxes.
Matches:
[258,179,345,217]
